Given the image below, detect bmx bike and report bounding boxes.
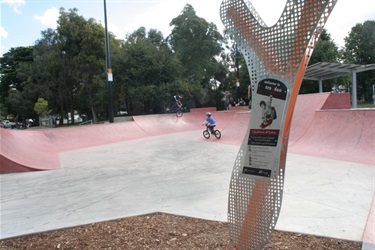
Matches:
[166,105,187,117]
[175,106,184,117]
[203,125,221,139]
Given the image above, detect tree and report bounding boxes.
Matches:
[113,27,184,114]
[221,30,251,104]
[343,20,375,102]
[34,98,51,116]
[168,4,226,108]
[309,30,340,65]
[1,5,237,119]
[168,4,223,84]
[68,17,108,123]
[32,28,64,122]
[300,29,341,94]
[0,46,42,123]
[56,8,109,123]
[222,30,242,80]
[28,8,110,124]
[0,46,34,108]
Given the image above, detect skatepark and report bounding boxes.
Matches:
[0,92,374,249]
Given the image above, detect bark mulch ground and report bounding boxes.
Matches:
[0,212,362,250]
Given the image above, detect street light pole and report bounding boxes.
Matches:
[62,51,68,126]
[103,0,114,123]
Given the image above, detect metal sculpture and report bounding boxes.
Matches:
[220,0,338,249]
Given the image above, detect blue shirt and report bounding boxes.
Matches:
[206,116,216,125]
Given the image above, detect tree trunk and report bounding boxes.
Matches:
[91,107,97,124]
[70,109,75,125]
[59,102,64,126]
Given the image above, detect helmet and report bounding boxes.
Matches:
[206,112,211,116]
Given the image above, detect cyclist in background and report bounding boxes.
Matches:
[172,94,183,112]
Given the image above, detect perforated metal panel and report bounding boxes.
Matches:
[220,1,338,249]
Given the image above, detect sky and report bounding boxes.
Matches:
[1,0,374,57]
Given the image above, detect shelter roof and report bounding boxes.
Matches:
[304,62,375,81]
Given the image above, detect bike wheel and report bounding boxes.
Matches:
[203,130,210,139]
[214,130,221,139]
[176,109,183,117]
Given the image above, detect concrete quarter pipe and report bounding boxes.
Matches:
[0,92,373,174]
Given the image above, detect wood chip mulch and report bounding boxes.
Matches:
[0,212,362,250]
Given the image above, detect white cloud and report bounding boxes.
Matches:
[0,26,8,56]
[108,21,126,40]
[120,0,288,38]
[103,0,287,41]
[248,0,287,26]
[0,26,9,39]
[4,0,25,14]
[324,0,375,48]
[34,7,59,29]
[121,0,222,37]
[120,1,185,37]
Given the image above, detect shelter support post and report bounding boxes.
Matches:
[351,70,357,108]
[319,79,323,93]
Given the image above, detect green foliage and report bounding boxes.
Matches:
[220,30,251,104]
[2,3,372,121]
[0,5,229,118]
[0,102,7,120]
[0,46,34,103]
[169,4,223,82]
[6,90,34,121]
[343,20,375,64]
[25,8,109,123]
[300,29,341,94]
[309,30,340,64]
[118,27,181,87]
[0,46,41,121]
[34,98,50,116]
[343,20,375,101]
[55,8,108,123]
[112,27,186,115]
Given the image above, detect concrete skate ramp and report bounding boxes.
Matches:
[0,128,60,172]
[0,122,150,173]
[287,92,374,165]
[289,109,375,165]
[132,113,202,135]
[1,92,374,173]
[288,92,351,144]
[132,111,249,145]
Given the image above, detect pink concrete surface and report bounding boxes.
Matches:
[189,107,217,113]
[321,92,351,109]
[1,92,374,174]
[0,122,150,173]
[288,93,334,145]
[286,92,374,165]
[1,128,61,172]
[289,109,375,165]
